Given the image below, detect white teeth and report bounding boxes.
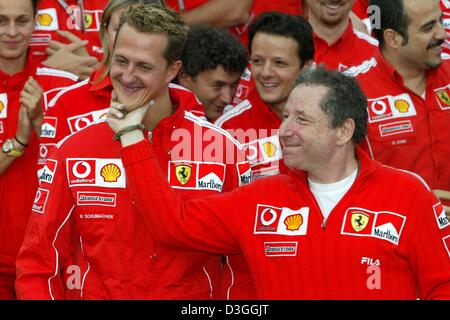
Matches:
[262,83,277,88]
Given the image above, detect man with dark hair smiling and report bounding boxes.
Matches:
[178,24,247,122]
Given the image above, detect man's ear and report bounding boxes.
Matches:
[383,28,404,49]
[336,118,355,146]
[166,60,182,84]
[178,70,194,88]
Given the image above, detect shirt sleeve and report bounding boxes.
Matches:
[16,149,77,300]
[402,184,450,299]
[121,140,257,256]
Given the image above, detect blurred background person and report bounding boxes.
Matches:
[178,24,247,122]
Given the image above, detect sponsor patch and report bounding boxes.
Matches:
[264,242,298,257]
[168,161,225,192]
[433,202,450,229]
[35,9,59,31]
[0,121,3,134]
[434,85,450,110]
[368,93,416,123]
[254,204,309,236]
[77,192,117,207]
[30,33,51,46]
[245,135,282,166]
[67,158,126,188]
[67,108,109,133]
[38,143,56,165]
[341,208,406,245]
[69,9,102,32]
[32,188,50,214]
[37,159,57,184]
[41,117,57,139]
[237,162,253,186]
[378,120,413,137]
[443,235,450,259]
[0,93,7,119]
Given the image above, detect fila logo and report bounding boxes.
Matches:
[341,207,406,245]
[254,204,309,236]
[32,188,50,214]
[41,117,57,139]
[67,108,109,133]
[37,159,57,184]
[67,158,126,188]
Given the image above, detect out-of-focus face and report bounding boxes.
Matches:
[279,84,338,172]
[250,32,301,113]
[398,0,446,70]
[110,23,179,110]
[180,66,240,121]
[305,0,354,26]
[106,7,129,53]
[0,0,34,62]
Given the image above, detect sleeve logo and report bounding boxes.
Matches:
[32,188,50,214]
[433,202,450,229]
[0,93,7,119]
[41,117,57,139]
[37,159,57,184]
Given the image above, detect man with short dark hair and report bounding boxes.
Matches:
[16,5,250,300]
[345,0,450,216]
[178,25,247,122]
[109,65,450,299]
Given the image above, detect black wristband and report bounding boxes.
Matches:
[14,135,29,147]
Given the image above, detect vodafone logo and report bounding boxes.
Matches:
[74,117,92,131]
[371,100,387,116]
[260,207,278,226]
[72,161,91,179]
[32,188,50,214]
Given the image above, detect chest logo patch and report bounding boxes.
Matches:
[175,165,192,185]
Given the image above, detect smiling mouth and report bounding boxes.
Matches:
[120,83,143,94]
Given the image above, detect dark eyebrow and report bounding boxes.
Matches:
[419,14,443,31]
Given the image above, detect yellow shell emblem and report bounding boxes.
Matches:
[394,99,410,113]
[37,13,53,26]
[84,13,93,28]
[262,142,277,158]
[0,101,4,114]
[284,214,303,231]
[176,165,192,185]
[351,212,370,232]
[101,163,121,182]
[437,90,450,106]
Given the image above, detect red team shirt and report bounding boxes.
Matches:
[16,86,253,299]
[31,0,109,60]
[121,143,450,299]
[313,20,378,71]
[346,50,450,197]
[165,0,302,46]
[0,53,77,299]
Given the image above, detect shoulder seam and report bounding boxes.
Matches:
[214,100,252,127]
[48,79,90,108]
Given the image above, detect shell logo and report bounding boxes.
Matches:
[84,14,93,28]
[394,99,410,113]
[284,214,303,231]
[0,101,4,114]
[101,163,121,182]
[37,13,53,26]
[262,142,277,158]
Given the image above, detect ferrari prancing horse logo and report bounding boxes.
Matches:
[176,165,192,185]
[351,212,370,232]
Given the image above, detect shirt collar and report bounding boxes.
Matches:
[313,19,354,49]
